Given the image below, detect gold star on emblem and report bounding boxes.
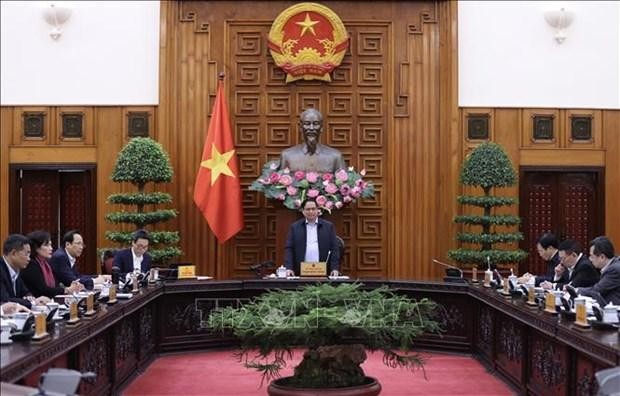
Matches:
[201,145,236,185]
[296,13,319,37]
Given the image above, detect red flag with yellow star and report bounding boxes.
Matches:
[193,79,243,243]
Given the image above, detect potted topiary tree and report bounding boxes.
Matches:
[105,137,181,264]
[208,282,441,395]
[448,142,527,270]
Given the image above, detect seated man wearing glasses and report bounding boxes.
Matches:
[113,229,152,278]
[284,199,340,277]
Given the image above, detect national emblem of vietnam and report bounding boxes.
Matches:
[268,2,349,83]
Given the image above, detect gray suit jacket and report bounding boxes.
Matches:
[578,257,620,306]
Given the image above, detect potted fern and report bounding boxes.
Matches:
[208,283,441,395]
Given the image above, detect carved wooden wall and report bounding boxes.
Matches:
[157,0,459,279]
[1,2,618,282]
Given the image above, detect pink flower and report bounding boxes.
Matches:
[343,196,352,203]
[280,174,293,186]
[258,178,269,185]
[325,200,334,209]
[360,168,367,176]
[335,169,348,181]
[335,201,343,209]
[307,189,319,198]
[322,173,333,181]
[270,162,279,170]
[268,173,281,184]
[276,193,285,200]
[340,184,351,195]
[294,171,305,181]
[316,195,327,206]
[351,186,361,198]
[325,183,338,194]
[306,172,319,183]
[294,199,302,208]
[355,178,364,187]
[286,186,298,196]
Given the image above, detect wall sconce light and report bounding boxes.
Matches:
[42,3,72,40]
[544,7,574,44]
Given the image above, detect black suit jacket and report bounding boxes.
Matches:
[284,218,340,275]
[112,248,152,276]
[21,257,64,298]
[556,255,600,290]
[579,257,620,305]
[50,249,94,290]
[535,251,562,286]
[0,257,32,308]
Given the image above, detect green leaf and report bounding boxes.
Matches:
[107,192,172,205]
[111,137,173,184]
[454,215,521,226]
[460,142,517,189]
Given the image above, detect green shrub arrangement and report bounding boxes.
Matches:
[448,142,527,266]
[208,283,441,389]
[105,137,181,263]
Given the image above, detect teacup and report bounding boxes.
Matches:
[0,324,12,344]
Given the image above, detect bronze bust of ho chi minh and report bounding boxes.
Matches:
[279,108,346,173]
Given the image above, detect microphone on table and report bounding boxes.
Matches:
[111,267,120,286]
[432,259,466,284]
[249,261,275,278]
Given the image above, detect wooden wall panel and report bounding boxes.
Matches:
[1,1,616,281]
[158,0,456,280]
[459,107,620,272]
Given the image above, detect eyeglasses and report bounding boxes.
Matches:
[134,243,149,249]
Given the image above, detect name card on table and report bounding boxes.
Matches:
[544,293,557,314]
[67,302,80,327]
[178,265,196,279]
[526,286,537,306]
[31,313,49,342]
[108,285,118,305]
[84,293,96,317]
[573,297,590,329]
[300,262,326,277]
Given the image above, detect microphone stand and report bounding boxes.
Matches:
[432,259,467,284]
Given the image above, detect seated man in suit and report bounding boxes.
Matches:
[50,230,107,290]
[519,233,562,286]
[112,229,152,279]
[284,199,340,277]
[541,239,599,290]
[1,234,50,308]
[577,236,620,306]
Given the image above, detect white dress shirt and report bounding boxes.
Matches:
[3,257,18,294]
[304,221,320,262]
[132,249,143,273]
[65,249,77,268]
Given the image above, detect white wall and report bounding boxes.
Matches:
[459,1,620,109]
[1,1,160,105]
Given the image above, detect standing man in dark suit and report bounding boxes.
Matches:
[1,234,50,308]
[50,230,105,290]
[542,239,599,290]
[578,236,620,306]
[284,199,340,277]
[112,229,152,279]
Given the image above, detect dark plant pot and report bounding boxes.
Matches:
[267,376,381,396]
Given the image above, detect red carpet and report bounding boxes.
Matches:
[123,350,514,395]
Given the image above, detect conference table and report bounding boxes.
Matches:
[1,279,618,396]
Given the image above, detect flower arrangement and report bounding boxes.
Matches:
[250,161,375,212]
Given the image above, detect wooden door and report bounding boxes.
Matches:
[9,167,97,275]
[519,169,604,275]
